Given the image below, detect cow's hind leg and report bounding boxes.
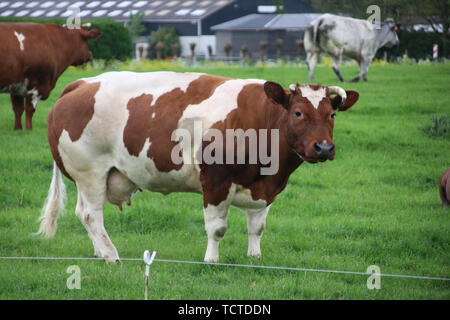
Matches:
[306,51,320,82]
[331,53,344,82]
[10,94,24,130]
[246,206,270,258]
[75,191,101,258]
[75,177,120,263]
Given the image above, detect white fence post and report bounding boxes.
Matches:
[143,250,157,300]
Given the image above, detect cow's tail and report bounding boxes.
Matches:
[35,161,67,237]
[304,17,321,54]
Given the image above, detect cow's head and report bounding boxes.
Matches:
[379,18,400,48]
[71,24,102,66]
[264,82,359,163]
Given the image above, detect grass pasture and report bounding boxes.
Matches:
[0,62,449,300]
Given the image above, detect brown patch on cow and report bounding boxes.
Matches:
[123,74,229,172]
[47,80,100,180]
[200,83,302,207]
[440,168,450,207]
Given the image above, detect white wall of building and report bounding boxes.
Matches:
[179,35,216,58]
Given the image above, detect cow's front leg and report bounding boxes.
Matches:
[203,202,230,263]
[25,93,38,130]
[247,206,270,258]
[10,94,24,130]
[351,57,371,82]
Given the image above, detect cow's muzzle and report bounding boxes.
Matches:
[313,142,335,161]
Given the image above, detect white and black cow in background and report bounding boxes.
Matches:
[304,14,400,82]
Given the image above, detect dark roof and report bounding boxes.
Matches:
[211,13,322,31]
[0,0,235,21]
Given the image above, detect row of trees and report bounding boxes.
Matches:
[223,39,305,62]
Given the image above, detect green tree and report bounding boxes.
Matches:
[149,27,180,59]
[127,11,146,41]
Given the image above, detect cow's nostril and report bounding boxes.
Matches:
[313,142,321,154]
[329,144,335,154]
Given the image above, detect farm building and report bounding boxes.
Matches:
[0,0,318,58]
[211,13,321,59]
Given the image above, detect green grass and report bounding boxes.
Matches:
[0,63,449,300]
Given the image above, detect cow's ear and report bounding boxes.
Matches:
[331,90,359,111]
[81,28,102,40]
[264,81,289,109]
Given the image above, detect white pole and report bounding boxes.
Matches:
[197,19,202,60]
[143,250,157,300]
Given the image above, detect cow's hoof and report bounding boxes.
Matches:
[204,256,219,263]
[248,253,262,260]
[103,255,121,264]
[105,259,121,264]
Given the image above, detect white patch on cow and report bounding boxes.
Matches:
[180,78,265,131]
[28,88,40,108]
[151,112,155,119]
[299,85,327,109]
[14,31,25,51]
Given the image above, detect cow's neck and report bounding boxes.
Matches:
[54,28,83,77]
[374,25,392,50]
[250,99,303,203]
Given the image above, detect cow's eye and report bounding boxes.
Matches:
[331,113,336,119]
[294,111,302,117]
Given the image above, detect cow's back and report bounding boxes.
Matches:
[314,14,375,59]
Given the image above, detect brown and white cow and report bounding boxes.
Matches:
[36,71,359,263]
[0,22,101,130]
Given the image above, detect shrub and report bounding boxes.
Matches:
[149,27,180,59]
[85,19,132,61]
[418,114,450,138]
[378,29,448,60]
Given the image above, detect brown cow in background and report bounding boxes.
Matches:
[440,168,450,207]
[0,22,101,130]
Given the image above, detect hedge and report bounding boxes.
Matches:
[377,29,448,60]
[0,17,132,61]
